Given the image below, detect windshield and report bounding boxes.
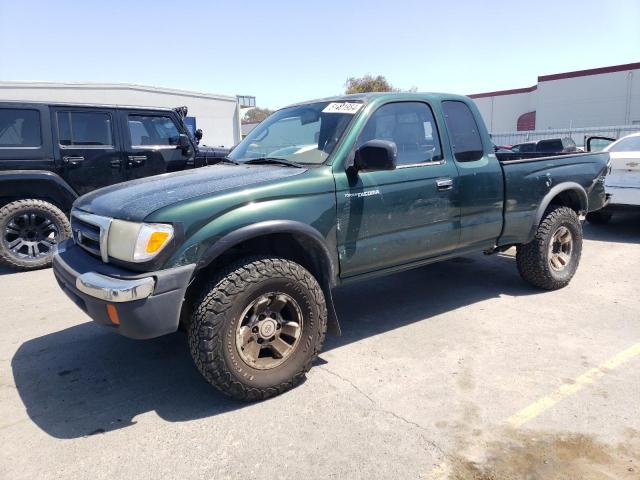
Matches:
[607,135,640,153]
[229,101,361,165]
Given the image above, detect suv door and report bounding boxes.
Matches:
[120,110,193,180]
[0,103,53,170]
[334,101,460,277]
[52,108,125,195]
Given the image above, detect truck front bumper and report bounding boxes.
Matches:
[53,240,195,339]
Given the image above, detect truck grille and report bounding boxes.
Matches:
[70,209,112,262]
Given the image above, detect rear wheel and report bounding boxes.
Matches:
[516,206,583,290]
[0,199,71,271]
[188,256,327,401]
[586,210,612,224]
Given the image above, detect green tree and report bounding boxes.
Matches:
[243,107,274,123]
[344,75,399,94]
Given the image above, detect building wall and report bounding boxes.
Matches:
[473,90,536,132]
[536,70,639,129]
[470,63,640,133]
[0,82,241,147]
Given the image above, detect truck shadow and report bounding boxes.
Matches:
[0,265,17,276]
[11,253,538,439]
[583,212,640,244]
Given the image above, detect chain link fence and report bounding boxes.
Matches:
[491,125,640,148]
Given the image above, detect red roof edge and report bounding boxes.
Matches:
[468,85,537,99]
[538,62,640,82]
[469,62,640,99]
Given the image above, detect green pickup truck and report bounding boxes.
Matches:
[53,93,609,400]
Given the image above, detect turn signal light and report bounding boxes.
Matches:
[146,231,171,253]
[106,304,120,325]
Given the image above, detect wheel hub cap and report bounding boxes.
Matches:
[548,226,573,272]
[236,292,303,370]
[3,212,59,260]
[258,319,277,339]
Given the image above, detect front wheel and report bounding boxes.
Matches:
[188,256,327,401]
[516,206,583,290]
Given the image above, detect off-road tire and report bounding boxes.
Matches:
[0,199,71,271]
[188,256,327,401]
[516,206,583,290]
[586,210,612,225]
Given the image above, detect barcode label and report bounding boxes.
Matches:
[322,102,363,114]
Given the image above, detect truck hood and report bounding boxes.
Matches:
[74,164,307,221]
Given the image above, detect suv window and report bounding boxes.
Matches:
[128,115,180,146]
[442,101,483,162]
[57,112,113,147]
[357,102,442,166]
[0,108,41,147]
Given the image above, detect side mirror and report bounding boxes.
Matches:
[354,140,397,172]
[177,133,192,155]
[194,129,203,142]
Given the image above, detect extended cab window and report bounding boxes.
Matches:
[128,115,180,146]
[57,112,113,147]
[442,101,483,162]
[0,109,41,147]
[357,102,442,166]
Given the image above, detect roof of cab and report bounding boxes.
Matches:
[0,99,177,111]
[284,92,472,109]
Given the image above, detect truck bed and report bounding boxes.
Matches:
[497,152,609,246]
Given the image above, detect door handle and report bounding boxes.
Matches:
[62,155,85,166]
[127,155,147,166]
[110,158,122,168]
[436,178,453,191]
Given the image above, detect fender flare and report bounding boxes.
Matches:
[530,182,588,240]
[196,220,342,336]
[0,170,77,212]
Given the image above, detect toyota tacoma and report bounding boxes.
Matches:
[52,93,609,400]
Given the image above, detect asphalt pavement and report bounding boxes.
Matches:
[1,214,639,479]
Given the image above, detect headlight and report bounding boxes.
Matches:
[107,220,174,263]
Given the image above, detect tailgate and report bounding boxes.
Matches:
[606,152,640,188]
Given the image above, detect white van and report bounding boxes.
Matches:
[586,132,640,223]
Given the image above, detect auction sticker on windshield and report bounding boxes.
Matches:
[322,102,363,114]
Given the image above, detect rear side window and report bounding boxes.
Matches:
[0,109,41,147]
[128,115,180,146]
[442,101,484,162]
[57,112,113,147]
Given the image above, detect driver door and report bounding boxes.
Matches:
[120,110,193,180]
[334,101,460,278]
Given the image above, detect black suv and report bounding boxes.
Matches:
[0,101,228,270]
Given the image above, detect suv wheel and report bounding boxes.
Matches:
[188,256,327,401]
[0,199,71,271]
[516,206,583,290]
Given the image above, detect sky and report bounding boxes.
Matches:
[1,0,639,110]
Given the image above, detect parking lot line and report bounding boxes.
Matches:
[425,342,640,479]
[507,342,640,428]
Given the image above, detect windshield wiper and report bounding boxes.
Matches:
[243,157,303,168]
